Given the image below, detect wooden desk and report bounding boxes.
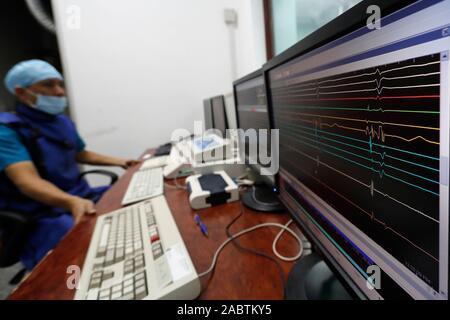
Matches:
[9,150,302,300]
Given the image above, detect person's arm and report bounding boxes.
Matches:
[76,150,140,169]
[5,161,96,224]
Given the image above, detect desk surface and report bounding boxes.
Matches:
[9,150,302,300]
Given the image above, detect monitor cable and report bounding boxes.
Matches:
[197,205,304,279]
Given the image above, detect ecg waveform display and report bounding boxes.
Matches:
[271,53,441,291]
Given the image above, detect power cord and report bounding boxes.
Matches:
[197,215,303,278]
[272,220,303,261]
[234,172,255,187]
[235,179,255,187]
[164,182,178,189]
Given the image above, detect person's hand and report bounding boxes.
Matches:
[67,196,96,224]
[119,159,141,169]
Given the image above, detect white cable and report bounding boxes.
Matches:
[272,220,303,261]
[198,222,303,278]
[173,172,187,190]
[236,179,255,187]
[164,182,178,189]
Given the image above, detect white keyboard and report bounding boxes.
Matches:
[75,196,201,300]
[140,156,169,171]
[122,167,163,205]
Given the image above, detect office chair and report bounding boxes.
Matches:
[0,169,118,285]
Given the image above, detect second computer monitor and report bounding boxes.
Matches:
[234,70,272,178]
[234,70,282,212]
[210,95,228,136]
[203,99,214,131]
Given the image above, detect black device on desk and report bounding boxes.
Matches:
[234,69,284,212]
[154,142,172,156]
[264,0,448,300]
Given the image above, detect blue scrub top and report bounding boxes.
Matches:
[0,124,86,172]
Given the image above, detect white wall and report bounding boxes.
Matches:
[52,0,266,178]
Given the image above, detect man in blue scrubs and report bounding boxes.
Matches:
[0,60,139,270]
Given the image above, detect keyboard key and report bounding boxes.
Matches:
[111,291,122,300]
[114,252,124,262]
[96,248,107,258]
[134,241,142,250]
[104,249,115,266]
[103,271,114,281]
[124,260,134,275]
[99,288,110,298]
[115,248,125,262]
[124,267,133,276]
[124,284,134,294]
[134,284,147,300]
[112,283,122,293]
[135,263,144,271]
[122,292,134,300]
[153,248,162,259]
[88,272,103,290]
[135,272,145,281]
[93,262,104,270]
[124,279,133,287]
[86,289,99,300]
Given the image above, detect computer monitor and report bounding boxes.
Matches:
[210,95,228,136]
[203,99,213,131]
[234,69,283,212]
[265,0,448,300]
[224,93,238,130]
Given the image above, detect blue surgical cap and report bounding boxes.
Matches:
[4,59,63,94]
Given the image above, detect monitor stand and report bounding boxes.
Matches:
[241,184,285,213]
[285,253,353,300]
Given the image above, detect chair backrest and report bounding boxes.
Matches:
[0,211,36,267]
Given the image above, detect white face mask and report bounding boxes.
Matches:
[26,90,68,115]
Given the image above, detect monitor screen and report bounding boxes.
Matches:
[234,72,272,170]
[211,96,228,136]
[203,99,213,131]
[267,0,449,299]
